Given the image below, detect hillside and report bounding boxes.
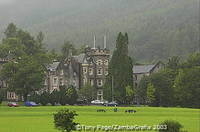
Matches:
[0,0,199,61]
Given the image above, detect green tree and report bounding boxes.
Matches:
[54,109,78,132]
[39,91,50,106]
[174,67,200,108]
[107,32,133,104]
[146,83,156,105]
[0,89,6,104]
[66,86,78,105]
[58,85,69,105]
[49,90,59,106]
[61,41,77,59]
[166,56,180,70]
[4,23,17,38]
[79,83,96,103]
[125,85,135,104]
[0,56,45,101]
[0,23,54,102]
[137,76,150,104]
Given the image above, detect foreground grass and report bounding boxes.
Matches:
[0,106,199,132]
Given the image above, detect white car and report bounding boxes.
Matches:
[91,100,108,105]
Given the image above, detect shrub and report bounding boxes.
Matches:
[159,120,184,132]
[40,91,50,106]
[54,109,78,132]
[0,89,6,104]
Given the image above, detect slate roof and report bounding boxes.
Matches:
[73,53,86,64]
[133,64,156,74]
[46,61,60,71]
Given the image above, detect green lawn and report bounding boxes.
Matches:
[0,106,199,132]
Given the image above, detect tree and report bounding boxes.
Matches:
[58,85,69,105]
[0,89,6,104]
[4,23,17,38]
[146,83,156,106]
[79,83,96,103]
[0,23,54,102]
[125,85,135,104]
[149,69,176,107]
[137,76,150,104]
[174,67,200,108]
[166,56,180,70]
[0,56,45,101]
[49,90,59,106]
[39,91,50,106]
[54,109,78,132]
[61,41,77,59]
[66,86,78,105]
[107,32,133,104]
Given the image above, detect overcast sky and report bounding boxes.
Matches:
[0,0,16,5]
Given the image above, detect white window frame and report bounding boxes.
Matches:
[104,60,108,65]
[97,79,103,87]
[83,67,87,74]
[97,68,103,75]
[89,68,93,75]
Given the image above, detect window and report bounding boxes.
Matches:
[83,77,87,85]
[104,60,108,65]
[97,68,103,75]
[97,59,102,65]
[59,78,64,86]
[135,75,137,80]
[97,79,103,87]
[89,68,93,75]
[89,79,94,86]
[104,68,108,75]
[53,77,58,85]
[83,67,87,74]
[98,90,102,95]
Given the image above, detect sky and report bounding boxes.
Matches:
[0,0,16,5]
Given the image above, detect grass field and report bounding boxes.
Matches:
[0,106,199,132]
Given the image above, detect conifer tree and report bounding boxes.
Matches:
[107,32,133,104]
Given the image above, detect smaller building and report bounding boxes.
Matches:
[133,62,164,87]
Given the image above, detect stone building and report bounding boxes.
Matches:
[133,61,164,87]
[44,56,81,93]
[80,47,110,100]
[0,36,111,101]
[0,58,19,101]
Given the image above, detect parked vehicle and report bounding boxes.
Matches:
[105,101,118,106]
[7,102,19,107]
[25,101,38,106]
[91,100,108,105]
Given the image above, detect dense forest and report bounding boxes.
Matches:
[0,0,199,61]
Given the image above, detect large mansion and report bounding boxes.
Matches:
[0,38,163,102]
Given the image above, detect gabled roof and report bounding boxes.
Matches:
[73,53,86,64]
[46,61,60,71]
[133,64,156,74]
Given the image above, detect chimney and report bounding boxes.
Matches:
[93,35,96,49]
[104,35,107,49]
